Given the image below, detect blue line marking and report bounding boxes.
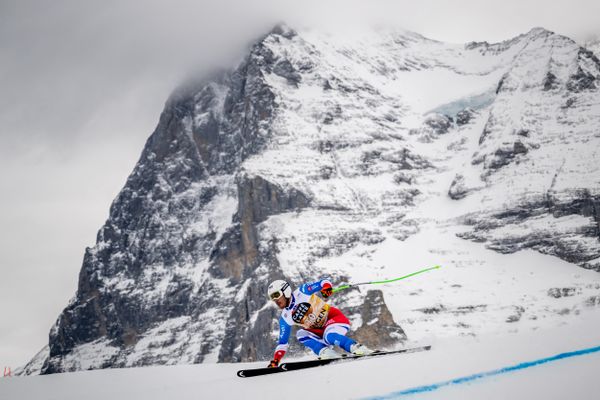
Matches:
[364,344,600,399]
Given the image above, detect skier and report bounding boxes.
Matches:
[266,278,373,368]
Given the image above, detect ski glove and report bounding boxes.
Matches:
[268,359,279,368]
[321,283,333,299]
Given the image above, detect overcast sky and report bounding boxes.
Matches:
[1,0,599,370]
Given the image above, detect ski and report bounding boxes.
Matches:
[236,345,431,378]
[236,366,285,378]
[281,345,431,371]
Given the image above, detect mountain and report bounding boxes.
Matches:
[584,37,600,58]
[23,24,600,375]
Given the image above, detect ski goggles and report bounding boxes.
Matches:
[270,291,284,300]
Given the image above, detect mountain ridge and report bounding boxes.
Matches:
[22,23,600,375]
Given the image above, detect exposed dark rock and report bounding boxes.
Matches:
[237,175,311,225]
[209,177,311,362]
[451,305,487,314]
[217,237,284,362]
[567,67,597,92]
[360,148,432,175]
[582,261,600,272]
[272,59,302,86]
[547,287,578,298]
[458,193,600,268]
[210,175,311,282]
[513,140,528,154]
[543,71,558,91]
[496,74,508,94]
[323,104,343,124]
[547,189,600,237]
[485,141,529,170]
[562,97,577,109]
[585,296,600,307]
[320,165,335,179]
[566,48,600,92]
[424,113,453,135]
[448,174,469,200]
[360,150,382,174]
[417,304,446,314]
[478,116,495,145]
[506,306,525,323]
[415,304,486,316]
[455,108,475,125]
[465,41,489,50]
[385,149,432,170]
[347,290,407,349]
[393,172,414,185]
[317,139,334,153]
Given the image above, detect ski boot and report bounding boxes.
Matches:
[318,346,339,360]
[350,343,374,356]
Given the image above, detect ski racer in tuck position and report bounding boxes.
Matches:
[266,278,373,368]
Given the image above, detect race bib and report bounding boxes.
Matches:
[291,295,330,329]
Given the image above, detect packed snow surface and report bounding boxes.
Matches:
[2,308,600,399]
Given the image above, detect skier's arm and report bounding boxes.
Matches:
[300,278,334,298]
[269,317,291,367]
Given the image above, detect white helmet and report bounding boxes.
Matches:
[267,280,292,301]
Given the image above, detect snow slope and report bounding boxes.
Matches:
[3,307,600,400]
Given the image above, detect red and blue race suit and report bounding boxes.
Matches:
[271,279,356,363]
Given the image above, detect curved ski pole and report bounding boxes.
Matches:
[332,265,441,293]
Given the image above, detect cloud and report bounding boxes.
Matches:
[2,0,599,154]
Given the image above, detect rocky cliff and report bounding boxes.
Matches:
[25,24,600,374]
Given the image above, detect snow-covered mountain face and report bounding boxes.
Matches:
[28,25,600,375]
[584,37,600,59]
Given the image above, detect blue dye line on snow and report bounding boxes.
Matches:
[364,344,600,399]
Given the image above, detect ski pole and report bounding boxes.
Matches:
[332,265,441,293]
